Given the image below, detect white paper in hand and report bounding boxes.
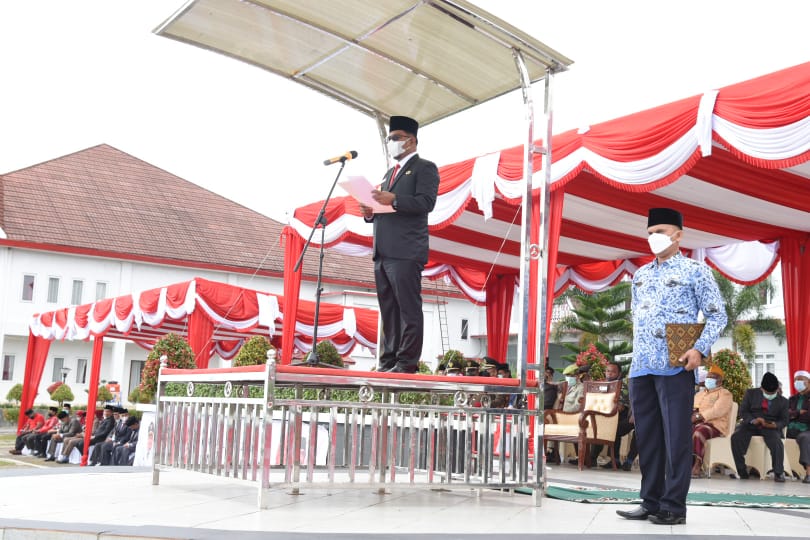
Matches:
[339,176,394,213]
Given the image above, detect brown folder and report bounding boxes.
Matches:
[665,323,705,367]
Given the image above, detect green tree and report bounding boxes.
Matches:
[50,384,74,407]
[552,282,633,364]
[713,272,784,361]
[139,333,196,402]
[5,383,23,404]
[234,336,275,367]
[95,385,113,404]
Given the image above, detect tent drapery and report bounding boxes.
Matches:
[287,62,810,377]
[17,332,51,433]
[24,277,380,444]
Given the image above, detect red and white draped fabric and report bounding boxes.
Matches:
[287,62,810,375]
[26,277,380,413]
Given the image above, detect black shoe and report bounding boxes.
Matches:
[601,460,617,469]
[388,364,417,374]
[621,461,633,471]
[802,475,810,484]
[736,470,750,479]
[44,456,55,462]
[774,472,786,483]
[649,511,686,525]
[616,506,653,520]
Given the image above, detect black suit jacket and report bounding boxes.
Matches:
[370,154,439,264]
[739,387,789,436]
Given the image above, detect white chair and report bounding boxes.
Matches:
[784,438,806,479]
[702,401,738,478]
[744,431,791,479]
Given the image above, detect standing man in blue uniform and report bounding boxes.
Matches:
[359,115,440,373]
[616,208,726,525]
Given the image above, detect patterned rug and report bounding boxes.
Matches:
[543,485,810,508]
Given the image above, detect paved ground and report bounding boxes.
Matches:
[2,429,808,539]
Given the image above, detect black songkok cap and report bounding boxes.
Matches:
[761,372,779,392]
[389,115,419,136]
[104,405,115,411]
[49,406,59,413]
[647,208,683,230]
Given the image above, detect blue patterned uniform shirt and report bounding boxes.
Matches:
[630,252,726,377]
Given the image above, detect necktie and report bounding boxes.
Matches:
[389,164,400,188]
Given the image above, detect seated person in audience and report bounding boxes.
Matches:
[435,363,446,376]
[590,362,635,469]
[464,359,480,377]
[543,366,559,411]
[561,364,587,413]
[113,416,141,466]
[58,405,116,463]
[45,411,83,461]
[90,407,128,466]
[690,365,734,478]
[27,406,60,456]
[731,372,789,481]
[479,357,498,377]
[787,369,810,483]
[9,409,45,455]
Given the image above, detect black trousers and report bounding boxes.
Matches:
[731,424,784,475]
[374,257,424,370]
[629,370,694,517]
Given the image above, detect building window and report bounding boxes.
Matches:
[47,277,60,303]
[71,280,84,305]
[76,358,88,384]
[129,360,145,393]
[95,282,108,301]
[752,354,776,386]
[22,275,35,301]
[461,318,469,340]
[52,357,65,382]
[2,355,13,381]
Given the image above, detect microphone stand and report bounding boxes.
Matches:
[293,159,349,365]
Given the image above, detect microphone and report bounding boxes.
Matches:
[323,150,358,166]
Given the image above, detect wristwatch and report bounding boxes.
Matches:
[392,197,398,210]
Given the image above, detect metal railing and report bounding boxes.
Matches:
[152,358,543,508]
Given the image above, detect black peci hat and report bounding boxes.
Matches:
[389,115,419,136]
[761,372,779,392]
[647,208,683,229]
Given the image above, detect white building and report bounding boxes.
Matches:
[0,145,487,406]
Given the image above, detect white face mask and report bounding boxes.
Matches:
[565,376,577,387]
[387,139,406,158]
[795,380,807,392]
[704,378,717,390]
[647,232,674,255]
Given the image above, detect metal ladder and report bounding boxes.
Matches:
[436,287,450,355]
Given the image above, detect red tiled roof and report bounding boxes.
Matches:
[0,144,459,296]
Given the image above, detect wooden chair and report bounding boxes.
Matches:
[544,380,621,470]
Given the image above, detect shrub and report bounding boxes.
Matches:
[3,407,20,423]
[443,349,464,371]
[706,348,752,404]
[138,333,196,403]
[575,343,608,381]
[234,336,274,367]
[96,385,114,403]
[5,383,23,404]
[312,340,343,368]
[50,384,75,406]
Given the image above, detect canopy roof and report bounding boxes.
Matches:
[290,62,810,302]
[29,277,379,360]
[154,0,572,126]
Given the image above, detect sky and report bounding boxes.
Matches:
[1,0,809,223]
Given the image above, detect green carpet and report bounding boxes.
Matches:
[540,485,810,508]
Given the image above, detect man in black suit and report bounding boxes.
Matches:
[359,115,439,374]
[731,372,790,481]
